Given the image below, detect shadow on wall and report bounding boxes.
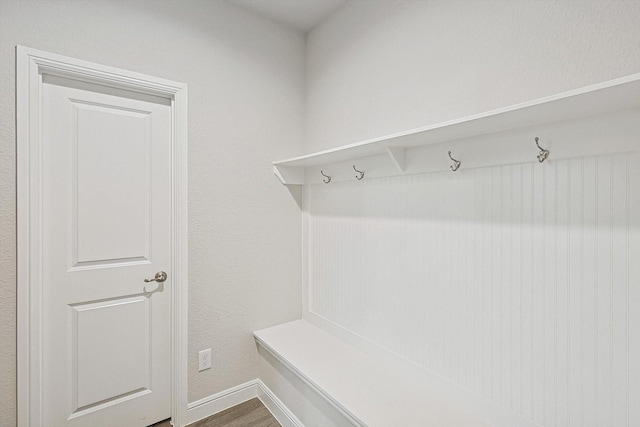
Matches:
[309,151,639,231]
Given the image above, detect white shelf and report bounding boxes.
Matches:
[274,73,640,185]
[254,320,489,427]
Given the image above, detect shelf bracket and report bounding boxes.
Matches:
[385,147,405,172]
[273,165,304,185]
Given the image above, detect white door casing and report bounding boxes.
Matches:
[17,47,188,426]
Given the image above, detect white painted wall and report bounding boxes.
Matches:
[0,0,304,424]
[305,0,640,153]
[307,152,640,427]
[296,1,640,426]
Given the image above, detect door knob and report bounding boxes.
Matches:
[144,271,167,283]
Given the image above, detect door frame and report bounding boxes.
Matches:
[16,46,188,427]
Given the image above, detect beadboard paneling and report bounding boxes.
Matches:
[307,152,640,427]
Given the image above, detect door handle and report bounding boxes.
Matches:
[144,271,167,283]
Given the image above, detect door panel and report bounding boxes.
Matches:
[41,75,172,426]
[71,296,150,412]
[72,100,151,267]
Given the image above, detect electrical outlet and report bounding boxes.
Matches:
[198,348,211,371]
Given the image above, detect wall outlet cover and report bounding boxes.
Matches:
[198,348,211,371]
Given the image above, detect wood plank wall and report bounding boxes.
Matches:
[307,152,640,427]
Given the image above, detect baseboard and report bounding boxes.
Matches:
[185,379,303,427]
[256,379,304,427]
[186,379,258,425]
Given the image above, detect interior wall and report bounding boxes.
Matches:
[305,0,640,152]
[308,151,640,426]
[302,1,640,426]
[0,0,304,423]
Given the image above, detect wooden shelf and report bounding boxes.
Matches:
[274,73,640,185]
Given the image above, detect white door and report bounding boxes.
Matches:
[40,74,172,426]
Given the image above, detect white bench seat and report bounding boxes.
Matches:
[254,320,490,427]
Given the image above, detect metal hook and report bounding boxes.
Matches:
[448,151,461,172]
[320,170,331,184]
[535,137,549,163]
[353,165,365,180]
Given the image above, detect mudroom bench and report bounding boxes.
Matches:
[254,320,489,427]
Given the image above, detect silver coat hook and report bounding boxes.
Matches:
[353,165,365,180]
[535,137,549,163]
[448,151,461,172]
[320,170,331,184]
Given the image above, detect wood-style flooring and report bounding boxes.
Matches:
[151,398,281,427]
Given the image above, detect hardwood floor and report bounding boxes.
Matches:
[151,398,281,427]
[150,419,172,427]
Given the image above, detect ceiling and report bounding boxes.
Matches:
[228,0,347,32]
